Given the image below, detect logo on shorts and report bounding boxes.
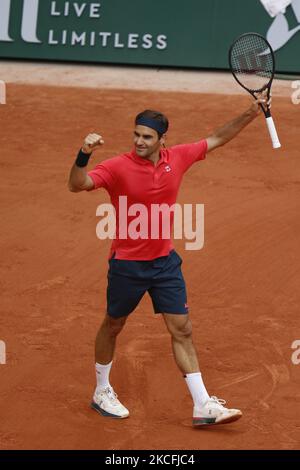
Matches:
[184,303,188,309]
[164,165,171,172]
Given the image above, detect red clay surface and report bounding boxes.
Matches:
[0,84,300,450]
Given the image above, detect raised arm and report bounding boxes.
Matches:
[206,92,270,153]
[68,133,104,192]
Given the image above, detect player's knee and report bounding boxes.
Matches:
[104,315,127,337]
[171,319,192,341]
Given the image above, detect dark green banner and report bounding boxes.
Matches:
[0,0,299,72]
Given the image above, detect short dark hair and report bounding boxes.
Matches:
[135,109,169,138]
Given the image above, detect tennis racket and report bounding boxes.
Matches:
[229,32,281,149]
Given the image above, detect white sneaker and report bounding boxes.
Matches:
[91,386,129,419]
[193,396,242,426]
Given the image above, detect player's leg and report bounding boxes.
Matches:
[162,312,210,410]
[161,312,199,374]
[95,313,127,365]
[91,257,149,419]
[91,313,130,419]
[149,252,211,418]
[150,250,242,426]
[162,312,242,426]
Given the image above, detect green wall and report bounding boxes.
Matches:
[0,0,299,73]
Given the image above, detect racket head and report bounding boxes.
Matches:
[229,32,275,95]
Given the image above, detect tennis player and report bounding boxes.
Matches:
[68,92,269,426]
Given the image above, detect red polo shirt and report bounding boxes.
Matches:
[88,140,207,260]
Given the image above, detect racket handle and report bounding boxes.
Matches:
[266,116,281,149]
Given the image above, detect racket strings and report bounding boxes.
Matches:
[230,34,274,93]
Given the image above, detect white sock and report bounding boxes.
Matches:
[184,372,210,408]
[95,361,112,392]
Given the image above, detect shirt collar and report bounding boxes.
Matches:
[130,148,168,166]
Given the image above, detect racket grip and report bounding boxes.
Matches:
[266,116,281,149]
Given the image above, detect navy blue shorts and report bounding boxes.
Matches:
[106,250,188,318]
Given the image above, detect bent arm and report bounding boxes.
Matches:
[68,161,94,192]
[68,133,104,192]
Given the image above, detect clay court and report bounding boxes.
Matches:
[0,63,300,449]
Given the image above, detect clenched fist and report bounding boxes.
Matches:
[82,133,104,154]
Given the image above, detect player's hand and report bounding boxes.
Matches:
[82,133,104,154]
[250,90,272,116]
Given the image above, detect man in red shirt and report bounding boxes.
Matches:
[68,93,269,426]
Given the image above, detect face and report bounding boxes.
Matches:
[134,125,164,158]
